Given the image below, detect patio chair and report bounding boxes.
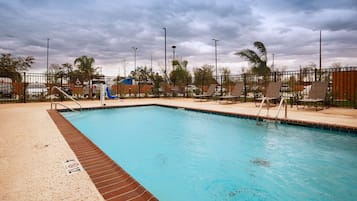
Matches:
[297,81,328,110]
[170,86,180,97]
[193,84,217,101]
[159,82,171,97]
[255,81,282,106]
[255,81,282,118]
[219,82,244,103]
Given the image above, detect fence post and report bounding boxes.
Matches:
[314,68,317,81]
[23,72,26,103]
[60,74,63,102]
[227,74,230,95]
[220,75,223,95]
[116,78,119,97]
[201,74,204,94]
[243,73,247,102]
[274,72,277,82]
[138,76,141,98]
[186,77,189,98]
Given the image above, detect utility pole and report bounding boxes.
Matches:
[319,30,322,81]
[132,46,139,97]
[172,45,176,60]
[150,53,153,70]
[212,39,219,83]
[272,53,275,72]
[132,47,138,72]
[46,38,49,84]
[172,45,176,70]
[122,58,127,77]
[163,27,167,80]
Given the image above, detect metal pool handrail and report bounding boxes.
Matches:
[50,86,82,112]
[256,97,287,124]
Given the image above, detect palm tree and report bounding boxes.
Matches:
[235,41,271,76]
[74,56,96,81]
[74,56,97,98]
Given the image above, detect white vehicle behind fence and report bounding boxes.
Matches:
[26,83,48,99]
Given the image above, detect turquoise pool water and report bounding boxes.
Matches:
[62,106,357,201]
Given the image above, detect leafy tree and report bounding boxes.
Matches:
[149,72,164,95]
[300,63,316,82]
[48,64,63,84]
[0,53,34,81]
[193,64,216,87]
[331,62,342,69]
[74,56,97,81]
[220,67,234,86]
[130,66,152,84]
[169,59,192,86]
[68,69,87,83]
[235,41,271,76]
[49,63,73,84]
[62,63,73,74]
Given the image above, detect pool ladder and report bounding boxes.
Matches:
[50,86,82,112]
[256,97,287,124]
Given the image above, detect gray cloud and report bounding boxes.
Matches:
[0,0,356,75]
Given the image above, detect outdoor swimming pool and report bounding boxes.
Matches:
[62,106,357,201]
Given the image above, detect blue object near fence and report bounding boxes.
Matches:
[120,78,133,85]
[106,87,119,99]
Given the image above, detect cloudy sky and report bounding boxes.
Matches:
[1,0,357,76]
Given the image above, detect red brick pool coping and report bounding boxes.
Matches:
[47,110,158,201]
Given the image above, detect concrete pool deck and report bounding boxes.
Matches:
[1,98,356,200]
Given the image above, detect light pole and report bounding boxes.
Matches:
[172,45,176,60]
[150,53,153,70]
[212,39,219,83]
[132,47,138,72]
[132,46,138,97]
[163,27,167,79]
[172,45,176,70]
[46,38,49,84]
[272,53,275,72]
[319,30,322,81]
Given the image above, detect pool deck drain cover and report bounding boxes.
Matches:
[64,159,83,175]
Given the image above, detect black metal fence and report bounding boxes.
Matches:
[0,67,356,108]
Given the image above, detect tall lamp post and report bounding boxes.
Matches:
[319,30,322,81]
[163,27,167,79]
[172,45,176,70]
[212,39,219,83]
[132,47,138,72]
[172,45,176,60]
[132,46,138,97]
[46,38,49,84]
[272,53,275,72]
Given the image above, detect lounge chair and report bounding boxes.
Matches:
[170,86,180,97]
[297,82,328,110]
[159,82,171,97]
[219,82,244,103]
[255,81,282,118]
[193,84,217,100]
[255,81,282,106]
